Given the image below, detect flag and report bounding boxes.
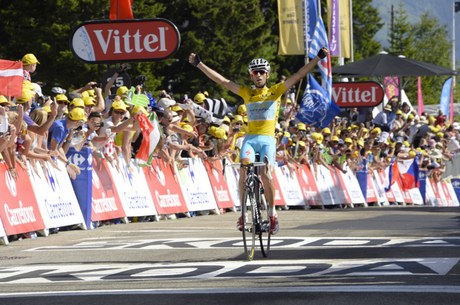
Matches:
[308,16,332,101]
[136,112,161,167]
[417,77,425,116]
[0,60,23,97]
[303,0,319,52]
[327,0,340,56]
[384,76,399,100]
[338,0,351,58]
[439,77,452,117]
[277,0,305,55]
[296,74,340,128]
[109,0,134,20]
[397,157,420,190]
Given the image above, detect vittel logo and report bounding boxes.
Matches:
[5,171,17,197]
[70,19,181,64]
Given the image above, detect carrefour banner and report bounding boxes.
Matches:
[356,159,368,201]
[107,158,158,217]
[0,165,45,235]
[419,170,427,204]
[29,158,85,230]
[451,179,460,205]
[277,0,305,55]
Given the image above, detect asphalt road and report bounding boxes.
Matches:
[1,206,460,304]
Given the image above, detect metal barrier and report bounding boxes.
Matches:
[442,153,460,179]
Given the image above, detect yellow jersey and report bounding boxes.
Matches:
[237,82,287,137]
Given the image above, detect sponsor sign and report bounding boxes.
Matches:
[29,159,85,229]
[177,158,219,212]
[0,165,45,235]
[203,160,234,209]
[296,165,322,206]
[106,158,157,217]
[143,158,188,215]
[222,158,241,207]
[446,182,460,206]
[91,159,126,221]
[70,18,181,63]
[332,82,384,108]
[275,165,305,206]
[342,168,366,204]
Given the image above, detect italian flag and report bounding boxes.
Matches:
[136,112,161,167]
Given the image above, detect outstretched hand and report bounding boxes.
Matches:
[317,47,329,59]
[189,53,201,67]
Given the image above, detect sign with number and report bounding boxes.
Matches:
[101,68,131,95]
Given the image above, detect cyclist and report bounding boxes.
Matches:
[189,48,329,234]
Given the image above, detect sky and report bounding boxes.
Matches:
[371,0,460,69]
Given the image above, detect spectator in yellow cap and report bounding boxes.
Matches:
[69,98,85,112]
[194,93,206,104]
[237,104,247,117]
[47,108,87,179]
[22,53,39,81]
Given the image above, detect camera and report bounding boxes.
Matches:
[8,105,18,112]
[97,122,104,128]
[108,94,117,100]
[159,93,166,98]
[133,75,147,87]
[76,126,83,131]
[91,83,102,88]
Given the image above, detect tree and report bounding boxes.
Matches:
[384,2,416,58]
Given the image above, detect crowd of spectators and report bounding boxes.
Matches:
[1,53,460,193]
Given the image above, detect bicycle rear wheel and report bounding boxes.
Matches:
[258,192,271,257]
[241,188,256,261]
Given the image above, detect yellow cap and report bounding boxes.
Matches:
[83,96,96,106]
[344,137,353,144]
[0,95,11,105]
[298,123,307,131]
[56,94,69,102]
[111,101,128,111]
[68,108,87,121]
[132,105,148,116]
[437,132,444,138]
[362,128,369,133]
[396,110,403,115]
[331,136,339,142]
[223,116,231,123]
[214,127,228,140]
[409,151,417,157]
[286,98,292,104]
[351,124,359,129]
[232,115,244,124]
[428,116,436,122]
[408,114,414,119]
[171,105,183,112]
[403,141,410,147]
[42,105,51,113]
[182,124,194,133]
[357,140,364,147]
[283,131,291,138]
[22,53,40,65]
[116,86,129,97]
[322,127,331,134]
[70,98,85,107]
[370,127,381,134]
[194,93,206,104]
[298,141,306,147]
[86,89,95,97]
[16,89,34,103]
[238,104,247,114]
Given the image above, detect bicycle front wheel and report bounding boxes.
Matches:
[259,193,271,257]
[241,188,256,261]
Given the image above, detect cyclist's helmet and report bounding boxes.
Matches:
[248,58,270,73]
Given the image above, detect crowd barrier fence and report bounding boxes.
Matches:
[1,150,459,245]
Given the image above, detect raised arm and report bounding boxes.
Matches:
[283,48,329,90]
[189,53,240,95]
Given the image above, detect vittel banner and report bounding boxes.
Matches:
[70,18,181,63]
[332,81,384,108]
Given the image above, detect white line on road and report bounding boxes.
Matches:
[1,285,460,298]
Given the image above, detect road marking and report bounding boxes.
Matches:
[25,237,460,252]
[0,258,458,284]
[1,285,460,298]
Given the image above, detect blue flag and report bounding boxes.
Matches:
[303,0,318,51]
[296,74,341,128]
[439,77,452,117]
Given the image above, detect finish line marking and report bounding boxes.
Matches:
[1,285,460,298]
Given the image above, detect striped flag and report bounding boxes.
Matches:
[308,16,332,102]
[0,60,23,97]
[136,112,161,167]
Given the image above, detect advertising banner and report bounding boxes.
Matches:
[315,165,341,205]
[372,170,388,205]
[177,158,219,212]
[296,165,323,206]
[331,168,350,204]
[106,158,157,217]
[277,0,305,55]
[332,82,384,108]
[203,160,234,209]
[446,182,459,206]
[275,165,305,206]
[143,158,188,215]
[0,165,45,235]
[451,178,460,205]
[429,179,442,206]
[342,169,366,205]
[0,216,7,244]
[91,159,126,221]
[222,158,241,208]
[29,159,85,230]
[366,175,378,203]
[390,180,405,203]
[440,182,454,206]
[70,18,181,63]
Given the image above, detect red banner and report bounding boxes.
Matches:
[273,168,286,206]
[333,168,351,204]
[204,160,234,209]
[441,182,454,206]
[296,165,322,206]
[143,159,188,214]
[0,165,45,235]
[366,175,378,203]
[91,160,126,221]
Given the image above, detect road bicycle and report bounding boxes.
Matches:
[223,155,271,260]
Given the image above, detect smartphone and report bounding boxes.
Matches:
[8,106,18,111]
[281,136,289,145]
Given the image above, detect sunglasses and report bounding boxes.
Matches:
[233,122,243,126]
[57,100,69,105]
[251,70,267,76]
[114,110,126,115]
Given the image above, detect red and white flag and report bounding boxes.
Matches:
[0,60,23,97]
[136,112,161,167]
